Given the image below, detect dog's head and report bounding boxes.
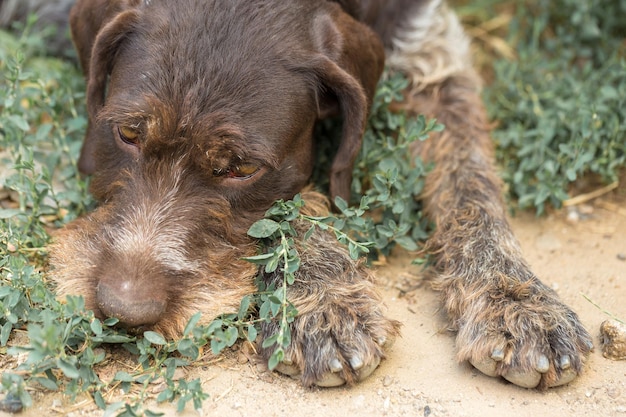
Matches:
[54,0,385,336]
[73,0,384,207]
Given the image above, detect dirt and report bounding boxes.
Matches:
[2,187,626,417]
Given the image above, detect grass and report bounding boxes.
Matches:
[1,1,625,415]
[455,0,626,213]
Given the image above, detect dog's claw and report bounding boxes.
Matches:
[471,352,584,388]
[491,348,504,361]
[349,356,363,370]
[472,352,573,388]
[329,358,343,373]
[536,355,550,373]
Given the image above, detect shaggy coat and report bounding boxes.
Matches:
[49,0,592,389]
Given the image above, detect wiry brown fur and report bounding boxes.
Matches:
[391,0,592,389]
[259,191,401,387]
[47,0,592,390]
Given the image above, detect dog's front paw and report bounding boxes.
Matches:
[261,293,399,387]
[453,276,593,389]
[256,202,401,387]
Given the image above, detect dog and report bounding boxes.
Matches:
[46,0,593,389]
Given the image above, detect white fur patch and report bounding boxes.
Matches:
[110,161,201,274]
[387,0,475,89]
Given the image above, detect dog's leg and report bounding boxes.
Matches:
[391,0,592,388]
[258,191,400,387]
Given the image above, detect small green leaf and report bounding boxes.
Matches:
[177,338,199,359]
[210,337,226,355]
[113,371,134,382]
[183,312,202,336]
[30,376,57,391]
[7,115,30,131]
[267,348,284,370]
[247,324,258,342]
[304,225,315,240]
[90,319,103,336]
[0,209,22,219]
[103,317,120,326]
[57,358,80,379]
[1,322,13,346]
[93,391,106,410]
[242,252,275,263]
[143,331,166,345]
[224,326,239,346]
[247,219,281,238]
[238,295,251,320]
[261,333,278,349]
[395,236,418,251]
[334,196,348,212]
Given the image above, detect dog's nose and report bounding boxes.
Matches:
[96,280,166,328]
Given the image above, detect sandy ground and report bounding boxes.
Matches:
[2,185,626,417]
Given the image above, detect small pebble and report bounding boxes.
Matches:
[424,405,431,417]
[607,386,621,399]
[617,253,626,261]
[600,319,626,360]
[352,395,366,408]
[566,209,579,223]
[382,375,393,387]
[0,394,23,414]
[383,396,390,410]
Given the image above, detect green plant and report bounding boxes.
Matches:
[473,0,626,213]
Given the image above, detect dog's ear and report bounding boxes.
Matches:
[70,0,140,174]
[309,3,385,204]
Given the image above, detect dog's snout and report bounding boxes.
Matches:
[96,280,167,328]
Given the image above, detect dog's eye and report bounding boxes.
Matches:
[118,125,140,146]
[230,163,259,178]
[213,163,260,179]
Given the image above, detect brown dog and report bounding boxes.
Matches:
[50,0,592,389]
